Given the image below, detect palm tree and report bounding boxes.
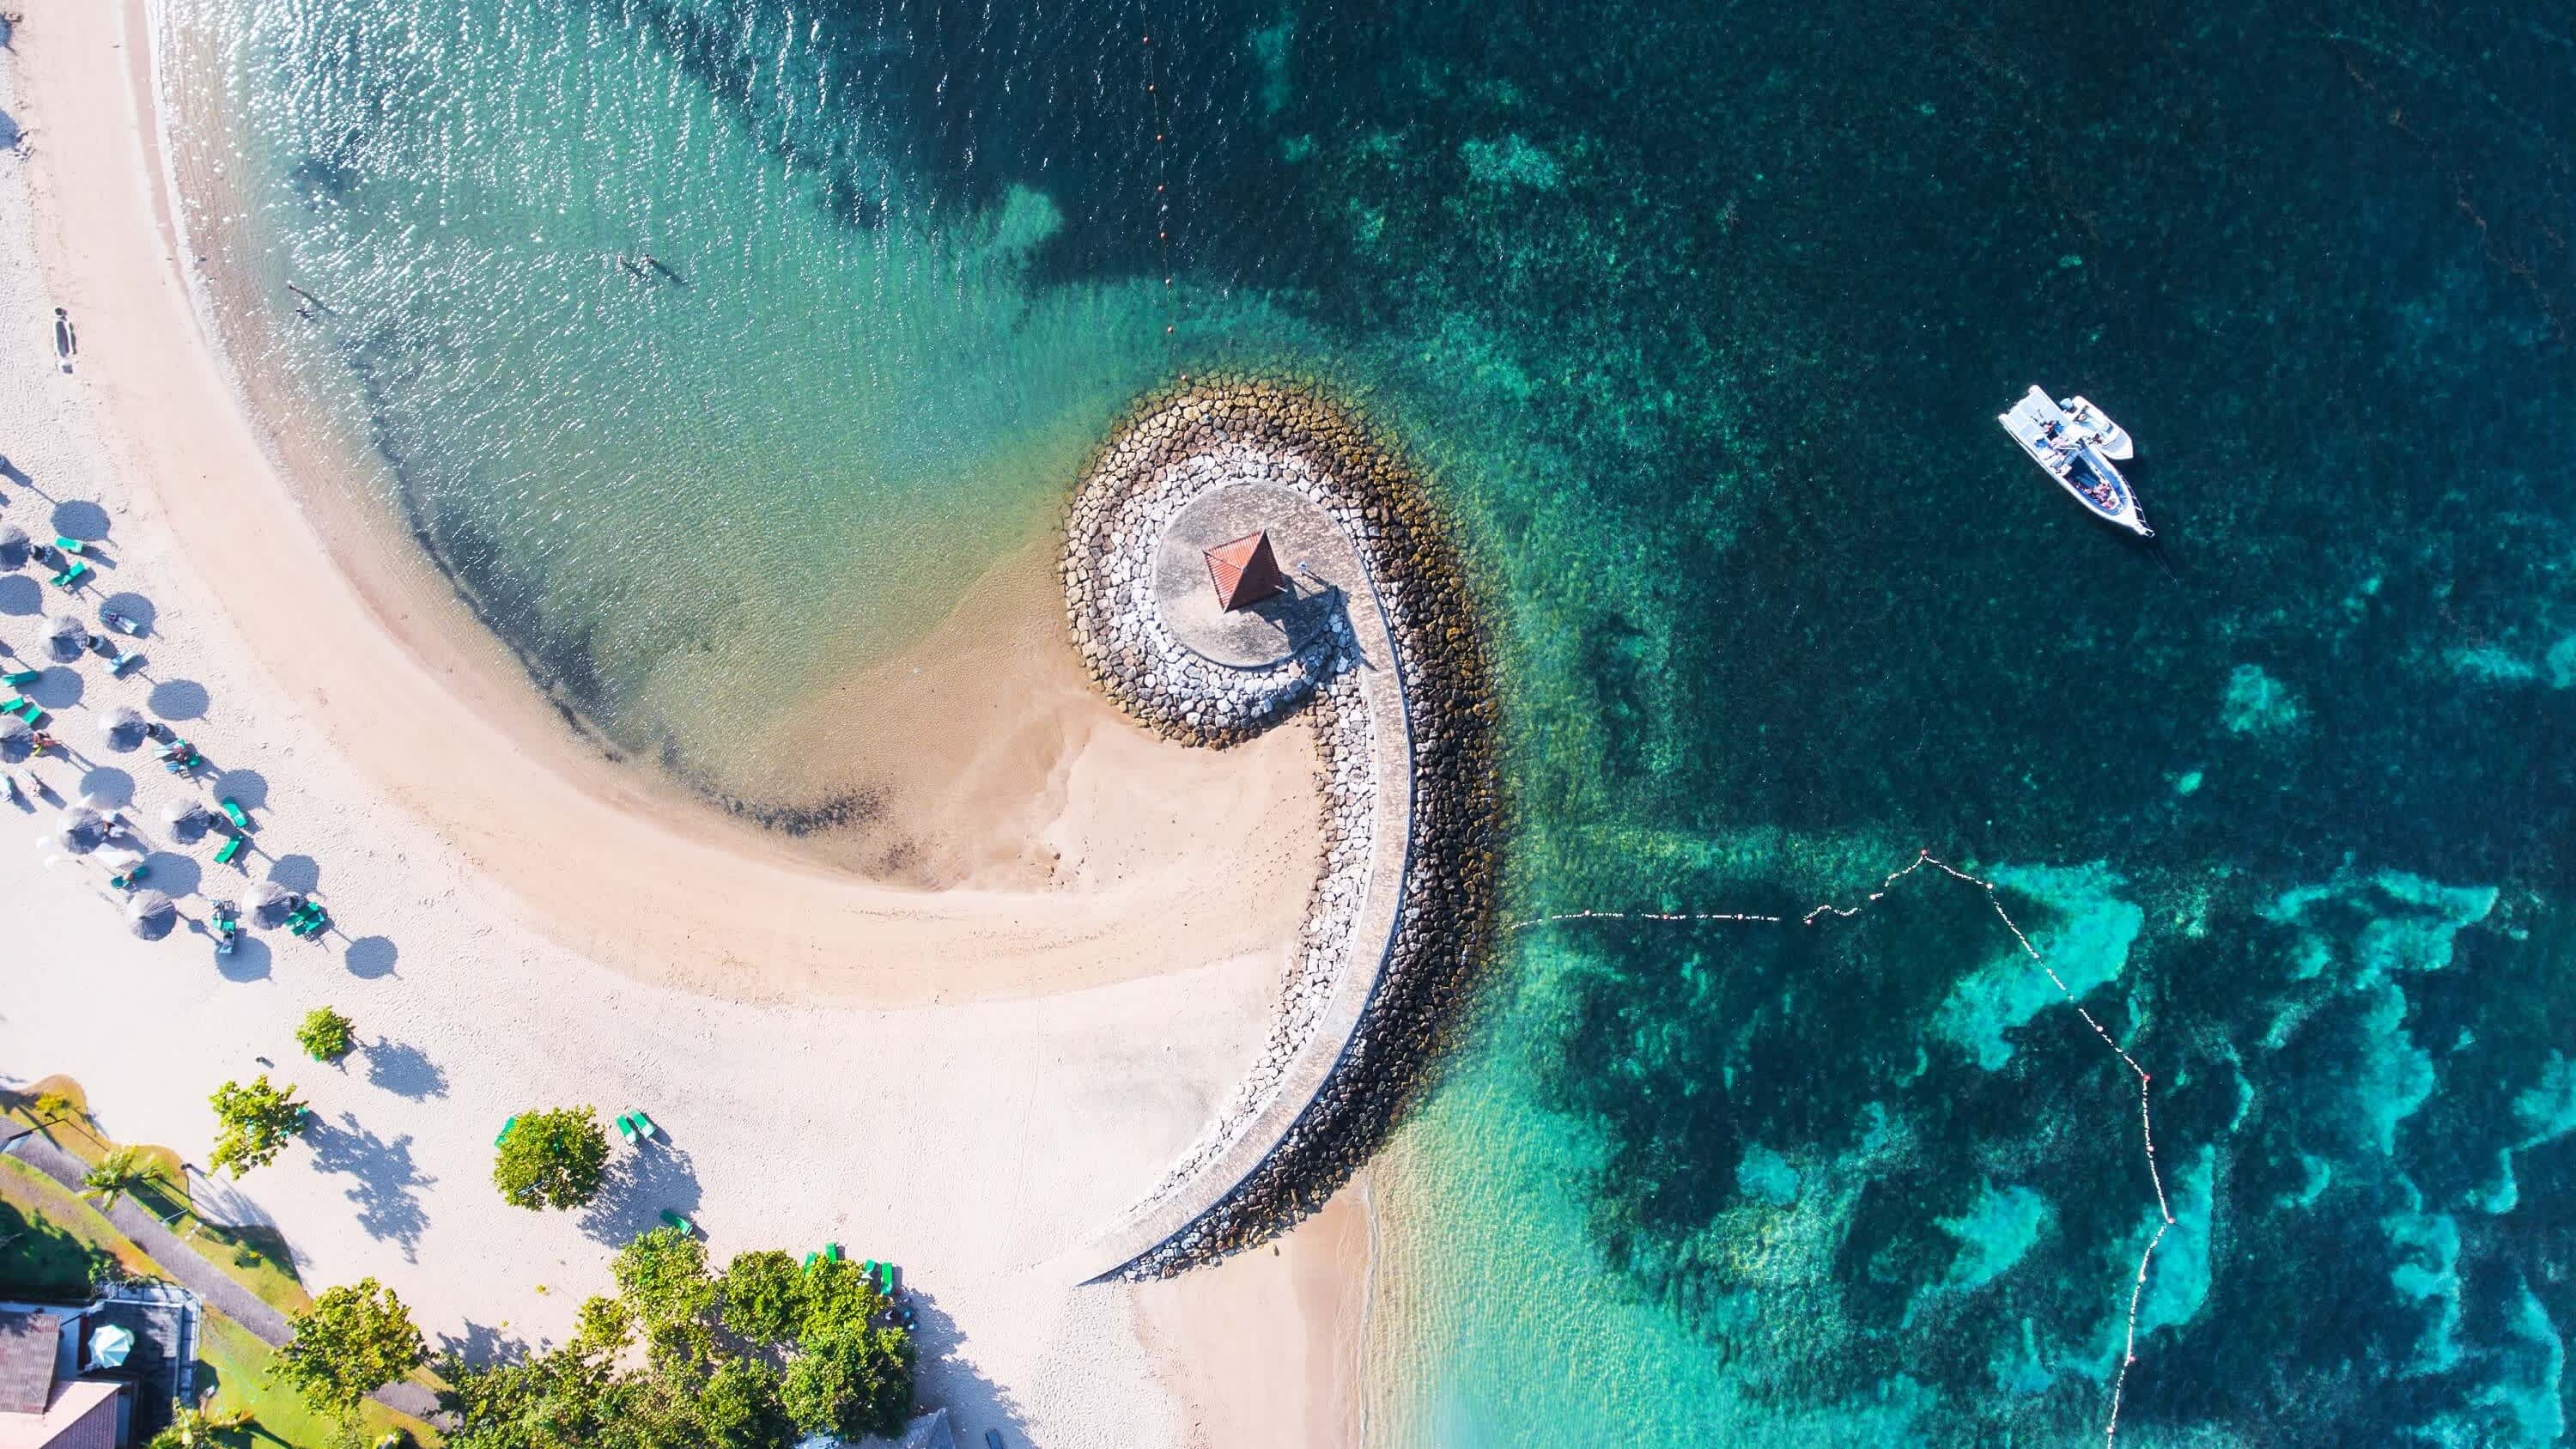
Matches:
[80,1146,163,1211]
[147,1391,251,1448]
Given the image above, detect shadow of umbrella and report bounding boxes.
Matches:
[0,523,25,569]
[127,889,176,941]
[0,716,27,764]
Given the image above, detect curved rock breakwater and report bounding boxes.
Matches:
[1060,378,1501,1280]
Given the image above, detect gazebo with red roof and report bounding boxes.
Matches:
[1202,530,1285,612]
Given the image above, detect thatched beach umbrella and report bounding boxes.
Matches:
[45,614,85,661]
[0,523,27,567]
[163,798,210,839]
[95,704,146,749]
[55,805,106,854]
[246,879,297,925]
[126,888,176,939]
[0,714,29,764]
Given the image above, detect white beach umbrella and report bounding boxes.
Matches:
[95,704,146,748]
[246,879,297,925]
[126,887,176,938]
[0,715,28,764]
[54,805,106,853]
[83,1324,134,1370]
[44,613,85,661]
[0,522,27,557]
[163,798,210,835]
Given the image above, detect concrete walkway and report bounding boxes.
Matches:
[3,1129,440,1418]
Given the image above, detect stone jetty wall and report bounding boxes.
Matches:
[1060,378,1500,1278]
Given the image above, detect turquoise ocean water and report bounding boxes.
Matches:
[167,0,2574,1441]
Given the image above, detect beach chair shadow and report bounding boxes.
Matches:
[305,1110,435,1261]
[577,1141,702,1246]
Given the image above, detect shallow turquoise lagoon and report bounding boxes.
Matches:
[173,0,2574,1441]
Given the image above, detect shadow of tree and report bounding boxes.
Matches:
[361,1038,449,1100]
[305,1111,435,1261]
[434,1318,534,1367]
[907,1288,1034,1449]
[577,1140,702,1245]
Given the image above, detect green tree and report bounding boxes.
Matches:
[297,1007,357,1063]
[209,1075,306,1178]
[780,1321,914,1442]
[273,1278,424,1418]
[146,1391,252,1448]
[696,1356,791,1449]
[717,1249,805,1346]
[80,1146,163,1211]
[611,1226,716,1367]
[491,1107,609,1210]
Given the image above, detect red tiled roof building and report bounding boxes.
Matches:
[1203,531,1285,612]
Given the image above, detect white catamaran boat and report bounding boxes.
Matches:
[1997,386,2149,537]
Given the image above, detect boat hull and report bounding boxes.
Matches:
[1997,386,2151,536]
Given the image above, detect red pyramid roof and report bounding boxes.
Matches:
[1204,531,1285,612]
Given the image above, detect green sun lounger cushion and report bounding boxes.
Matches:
[616,1115,638,1144]
[495,1116,517,1147]
[213,837,246,865]
[632,1111,659,1140]
[51,563,88,588]
[2,670,36,686]
[52,537,82,555]
[220,798,249,828]
[823,1242,842,1263]
[659,1209,697,1236]
[3,699,38,720]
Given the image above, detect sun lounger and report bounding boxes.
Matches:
[1,670,36,687]
[875,1262,899,1295]
[219,798,249,829]
[108,865,148,889]
[823,1242,841,1263]
[617,1114,638,1145]
[658,1209,698,1236]
[108,650,142,676]
[49,563,89,589]
[631,1111,660,1141]
[213,837,246,866]
[52,538,82,556]
[495,1117,517,1147]
[3,699,39,721]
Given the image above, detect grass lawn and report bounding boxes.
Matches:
[3,1075,313,1316]
[0,1155,155,1289]
[4,1079,440,1447]
[199,1311,436,1449]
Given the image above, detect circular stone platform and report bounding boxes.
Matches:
[1152,482,1358,668]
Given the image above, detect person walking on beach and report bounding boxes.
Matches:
[51,306,75,372]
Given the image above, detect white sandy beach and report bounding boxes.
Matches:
[0,3,1372,1443]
